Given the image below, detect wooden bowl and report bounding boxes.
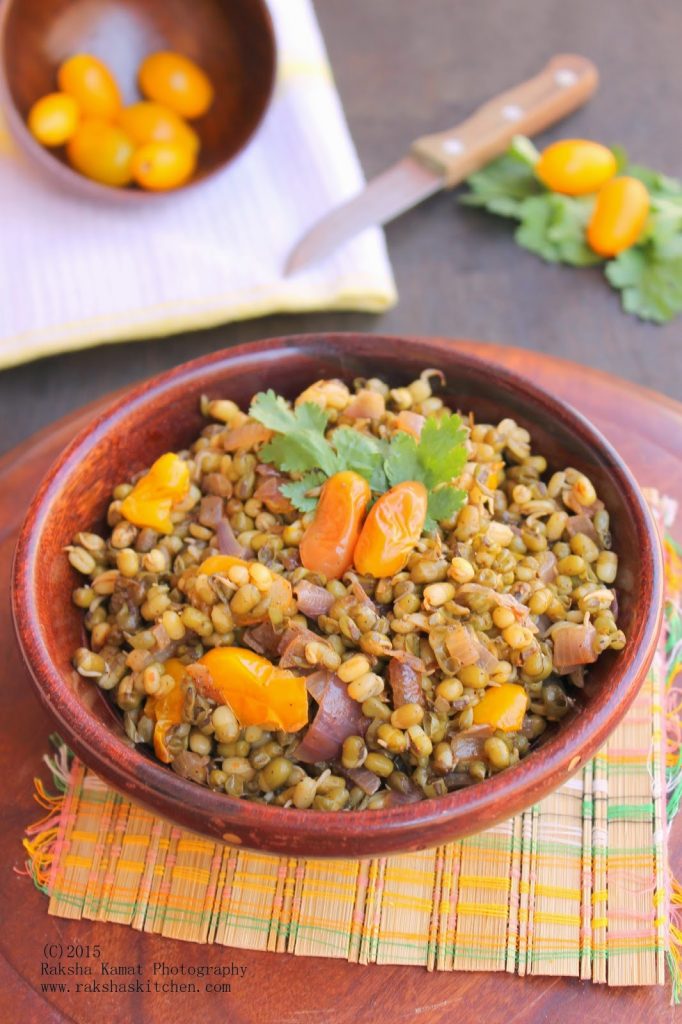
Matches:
[12,335,664,857]
[0,0,276,200]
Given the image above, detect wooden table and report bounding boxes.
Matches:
[1,343,681,1024]
[1,0,682,455]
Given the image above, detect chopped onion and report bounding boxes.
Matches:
[253,473,294,515]
[563,491,605,516]
[394,410,425,439]
[344,389,385,420]
[450,724,493,762]
[537,550,558,584]
[445,624,480,668]
[222,422,272,452]
[170,751,209,784]
[388,648,426,674]
[186,662,217,701]
[198,495,224,528]
[243,621,282,658]
[216,518,252,559]
[294,671,369,764]
[334,762,381,796]
[347,577,378,610]
[475,640,500,674]
[384,781,422,806]
[388,657,425,707]
[552,622,598,672]
[294,580,335,618]
[278,626,321,669]
[565,514,599,544]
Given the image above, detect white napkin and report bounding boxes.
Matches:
[0,0,396,369]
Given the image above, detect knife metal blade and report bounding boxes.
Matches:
[285,156,441,275]
[285,53,599,275]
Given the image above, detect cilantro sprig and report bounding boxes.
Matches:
[384,415,468,530]
[249,390,468,529]
[460,135,682,323]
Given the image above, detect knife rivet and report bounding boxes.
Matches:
[501,104,523,121]
[555,68,578,86]
[442,138,464,155]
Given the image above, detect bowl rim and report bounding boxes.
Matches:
[0,0,277,203]
[11,334,664,853]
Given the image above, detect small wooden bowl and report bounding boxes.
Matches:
[12,335,664,858]
[0,0,276,200]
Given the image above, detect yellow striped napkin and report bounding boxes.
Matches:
[24,536,682,998]
[0,0,396,370]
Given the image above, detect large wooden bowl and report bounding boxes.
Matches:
[0,0,276,200]
[11,335,664,857]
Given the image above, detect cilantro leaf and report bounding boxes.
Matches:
[460,135,542,219]
[384,431,422,487]
[280,471,327,513]
[386,413,469,495]
[249,390,300,432]
[418,415,468,485]
[259,432,338,476]
[424,487,468,533]
[331,427,388,491]
[605,241,682,323]
[515,194,603,267]
[250,391,338,476]
[249,390,329,437]
[291,401,329,433]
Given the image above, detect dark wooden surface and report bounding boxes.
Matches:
[1,344,681,1024]
[1,0,682,455]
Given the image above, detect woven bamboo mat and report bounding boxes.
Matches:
[24,538,682,995]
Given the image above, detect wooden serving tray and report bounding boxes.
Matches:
[1,341,680,1024]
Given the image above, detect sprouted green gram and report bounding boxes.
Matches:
[68,370,625,810]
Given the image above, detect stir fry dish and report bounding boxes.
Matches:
[67,370,625,811]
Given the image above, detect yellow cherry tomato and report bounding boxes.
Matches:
[198,647,308,732]
[145,658,188,763]
[138,51,214,120]
[299,471,371,580]
[354,481,428,578]
[57,54,121,119]
[132,141,197,191]
[120,453,190,533]
[27,92,80,147]
[535,139,617,196]
[66,118,134,186]
[472,683,528,732]
[587,176,650,256]
[118,101,199,153]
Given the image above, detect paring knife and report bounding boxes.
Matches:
[285,54,598,275]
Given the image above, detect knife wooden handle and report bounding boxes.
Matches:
[411,54,598,187]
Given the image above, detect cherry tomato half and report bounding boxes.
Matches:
[354,481,428,578]
[138,51,214,120]
[299,471,371,580]
[66,119,134,187]
[536,139,617,196]
[27,92,79,146]
[57,54,121,119]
